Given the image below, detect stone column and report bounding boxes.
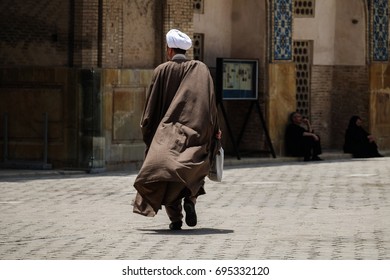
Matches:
[268,0,295,156]
[267,63,296,155]
[368,1,390,151]
[369,64,390,151]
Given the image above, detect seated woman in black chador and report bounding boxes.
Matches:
[343,115,383,158]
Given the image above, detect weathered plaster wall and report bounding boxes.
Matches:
[193,0,233,67]
[334,0,366,65]
[294,0,337,65]
[294,0,366,66]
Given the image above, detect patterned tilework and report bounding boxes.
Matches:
[273,0,293,61]
[372,0,389,61]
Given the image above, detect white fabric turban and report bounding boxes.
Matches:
[166,29,192,50]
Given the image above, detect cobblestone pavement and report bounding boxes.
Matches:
[1,157,390,260]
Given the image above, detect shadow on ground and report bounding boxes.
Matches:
[137,228,234,235]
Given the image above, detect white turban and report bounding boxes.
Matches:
[166,29,192,50]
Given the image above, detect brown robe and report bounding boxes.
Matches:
[133,57,219,217]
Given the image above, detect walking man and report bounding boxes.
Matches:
[133,29,221,230]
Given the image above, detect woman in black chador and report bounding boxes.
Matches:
[343,116,383,158]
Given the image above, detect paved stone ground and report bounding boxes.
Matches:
[1,156,390,260]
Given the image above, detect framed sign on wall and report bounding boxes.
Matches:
[216,58,259,101]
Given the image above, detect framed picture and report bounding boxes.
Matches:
[216,58,258,101]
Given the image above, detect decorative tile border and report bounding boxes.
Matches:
[272,0,293,61]
[270,0,389,62]
[372,0,389,61]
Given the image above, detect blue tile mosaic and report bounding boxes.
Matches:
[372,0,389,61]
[273,0,293,61]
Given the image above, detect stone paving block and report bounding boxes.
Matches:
[0,157,390,260]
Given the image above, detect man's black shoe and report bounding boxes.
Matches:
[169,220,182,230]
[184,199,197,227]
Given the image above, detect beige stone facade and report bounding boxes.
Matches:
[1,0,390,170]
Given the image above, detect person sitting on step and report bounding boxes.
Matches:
[285,111,323,161]
[343,115,384,158]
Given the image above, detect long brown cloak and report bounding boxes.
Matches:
[133,58,219,216]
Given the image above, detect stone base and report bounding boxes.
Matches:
[0,160,52,170]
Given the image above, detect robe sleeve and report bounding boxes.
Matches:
[140,71,163,148]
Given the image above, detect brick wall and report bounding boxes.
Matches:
[0,0,70,66]
[0,0,166,68]
[100,0,121,68]
[311,65,333,148]
[311,65,369,150]
[73,0,101,67]
[331,66,369,148]
[121,0,162,68]
[163,0,194,59]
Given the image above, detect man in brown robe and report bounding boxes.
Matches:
[133,29,220,230]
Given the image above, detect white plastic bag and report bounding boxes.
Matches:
[208,147,224,182]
